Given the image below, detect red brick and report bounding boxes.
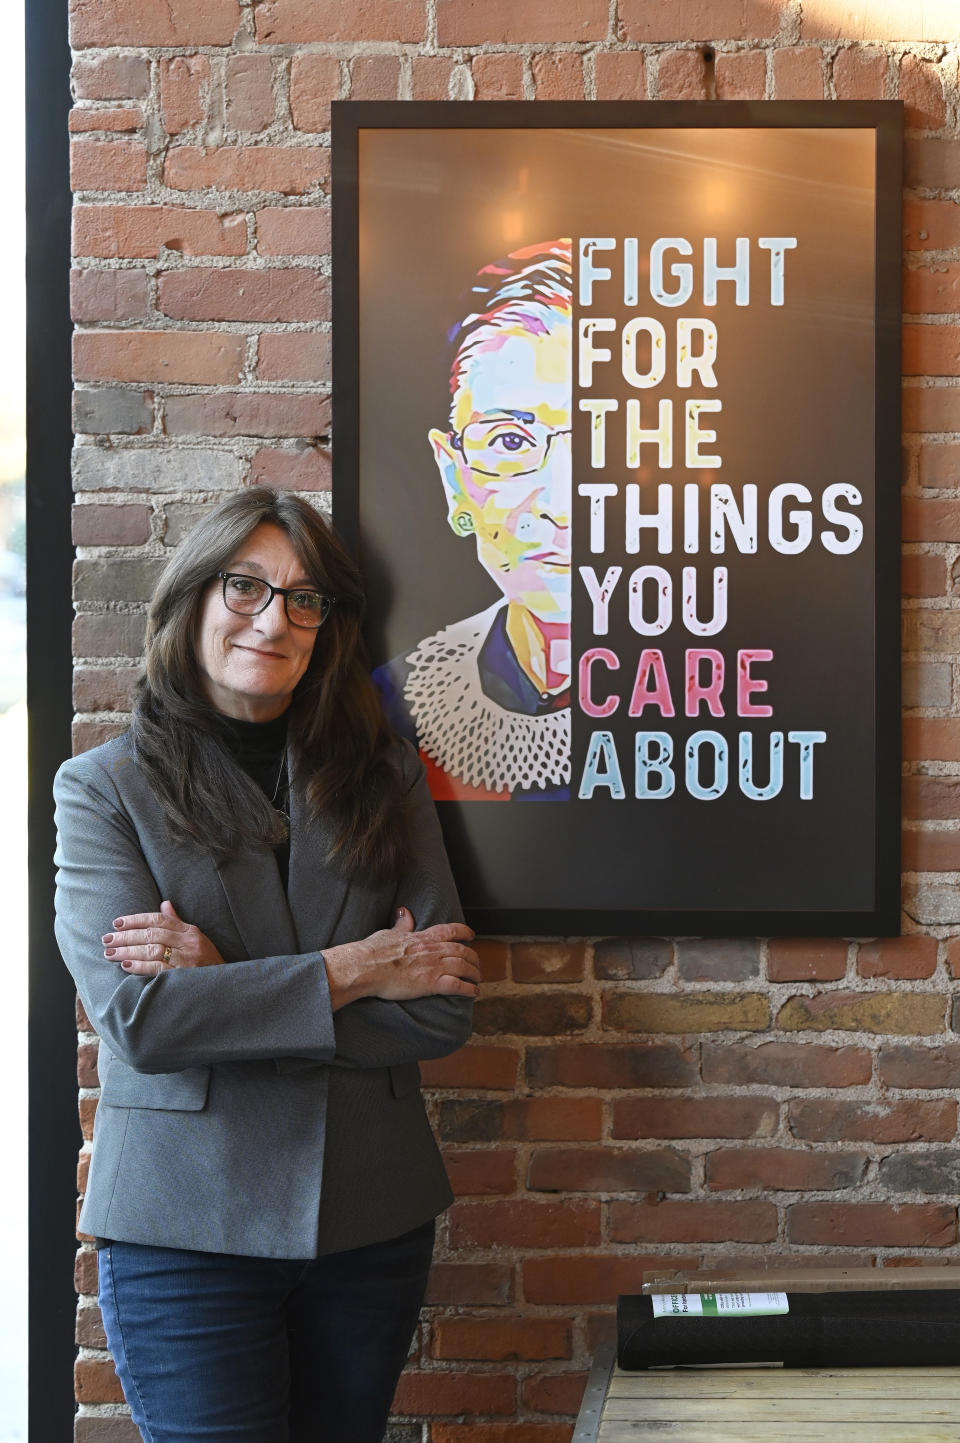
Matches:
[526,1147,689,1194]
[919,444,960,492]
[903,387,960,435]
[433,1428,571,1443]
[903,830,960,873]
[77,1041,99,1088]
[476,939,509,982]
[612,1096,777,1140]
[349,57,401,101]
[857,936,938,980]
[256,207,330,257]
[904,719,960,763]
[289,55,341,132]
[433,1316,571,1362]
[163,393,329,439]
[532,54,584,100]
[902,610,960,655]
[523,1254,697,1306]
[788,1202,956,1248]
[902,552,946,598]
[623,0,774,39]
[439,0,605,43]
[75,1302,106,1347]
[74,1247,98,1295]
[412,57,456,100]
[159,268,329,323]
[880,1042,960,1087]
[70,268,148,323]
[904,776,960,822]
[657,50,708,99]
[474,995,591,1036]
[708,1147,868,1192]
[773,47,824,99]
[392,1372,515,1417]
[906,137,960,192]
[160,57,209,135]
[526,1042,697,1090]
[69,105,143,134]
[420,1044,519,1089]
[593,52,647,99]
[73,504,152,546]
[522,1372,587,1415]
[948,939,960,979]
[250,445,331,491]
[790,1097,956,1143]
[74,666,139,713]
[165,146,327,196]
[441,1148,516,1197]
[715,51,766,100]
[73,720,127,754]
[74,331,245,385]
[610,1198,777,1244]
[903,324,960,377]
[225,56,276,133]
[701,1042,871,1088]
[833,47,888,100]
[777,989,945,1035]
[70,0,241,46]
[74,612,147,660]
[513,942,584,983]
[801,1,958,42]
[472,55,525,101]
[425,1263,514,1306]
[74,205,247,260]
[767,938,848,982]
[900,56,946,130]
[70,140,147,192]
[72,54,150,100]
[74,1357,124,1405]
[905,268,960,316]
[904,201,960,254]
[439,1096,601,1143]
[256,0,425,43]
[77,1150,91,1192]
[449,1200,600,1250]
[604,991,768,1033]
[76,995,93,1031]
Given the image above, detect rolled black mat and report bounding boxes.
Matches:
[617,1290,960,1370]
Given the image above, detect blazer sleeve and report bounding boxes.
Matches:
[54,753,338,1074]
[328,744,474,1069]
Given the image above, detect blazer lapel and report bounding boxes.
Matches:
[216,844,299,961]
[286,782,350,952]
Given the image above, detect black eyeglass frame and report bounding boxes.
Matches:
[217,571,335,629]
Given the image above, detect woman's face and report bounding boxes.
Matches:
[430,316,572,625]
[195,522,319,722]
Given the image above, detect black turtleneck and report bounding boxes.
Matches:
[220,711,291,888]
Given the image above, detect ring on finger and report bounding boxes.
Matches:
[162,945,173,964]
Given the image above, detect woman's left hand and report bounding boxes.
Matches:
[103,900,226,976]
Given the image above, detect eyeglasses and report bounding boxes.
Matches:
[451,418,571,480]
[218,572,334,629]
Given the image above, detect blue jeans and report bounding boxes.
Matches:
[98,1220,435,1443]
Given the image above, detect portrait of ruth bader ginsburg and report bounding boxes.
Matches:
[374,239,573,802]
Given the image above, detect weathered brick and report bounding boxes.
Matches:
[833,46,887,99]
[610,1198,778,1244]
[433,1428,570,1443]
[523,1254,697,1306]
[902,386,960,435]
[767,938,847,982]
[656,50,709,100]
[250,445,331,492]
[73,612,147,659]
[72,502,152,545]
[69,105,143,134]
[900,56,947,131]
[439,1096,601,1143]
[622,0,775,40]
[702,1041,871,1088]
[473,995,591,1036]
[531,54,584,100]
[919,442,960,488]
[708,1148,868,1192]
[525,1042,697,1090]
[772,47,824,99]
[74,1418,142,1443]
[880,1042,960,1088]
[256,208,330,257]
[165,146,327,196]
[73,446,242,493]
[225,56,276,134]
[904,718,960,762]
[74,205,247,260]
[74,1356,124,1404]
[75,1302,106,1348]
[432,1316,571,1363]
[903,830,960,872]
[73,389,153,436]
[420,1045,518,1090]
[777,990,945,1035]
[512,941,584,983]
[858,936,938,980]
[438,0,606,44]
[593,938,671,980]
[790,1097,956,1143]
[521,1371,588,1415]
[442,1148,516,1197]
[903,324,960,376]
[289,55,341,132]
[74,666,139,713]
[902,554,947,599]
[70,139,147,192]
[256,0,425,43]
[392,1372,515,1418]
[70,0,240,46]
[475,940,509,982]
[604,991,768,1034]
[425,1263,514,1306]
[612,1096,778,1140]
[905,138,960,192]
[74,1246,98,1295]
[449,1200,601,1250]
[715,50,766,100]
[904,268,960,316]
[788,1202,956,1248]
[257,332,331,385]
[411,57,456,101]
[74,558,167,605]
[526,1146,689,1194]
[77,1042,99,1088]
[904,776,960,823]
[878,1150,960,1193]
[349,57,401,101]
[676,939,760,983]
[912,883,960,930]
[594,52,647,99]
[74,330,245,385]
[74,718,127,752]
[160,56,209,135]
[164,393,330,439]
[71,268,148,323]
[904,202,960,254]
[161,502,218,547]
[801,0,958,42]
[72,54,150,101]
[948,940,960,980]
[471,55,525,101]
[902,613,960,658]
[159,268,329,323]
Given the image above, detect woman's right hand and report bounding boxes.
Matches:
[322,907,481,1011]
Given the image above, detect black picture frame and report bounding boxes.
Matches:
[332,100,902,937]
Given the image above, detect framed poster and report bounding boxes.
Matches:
[332,101,902,936]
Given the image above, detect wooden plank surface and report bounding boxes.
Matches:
[597,1425,960,1442]
[608,1369,960,1399]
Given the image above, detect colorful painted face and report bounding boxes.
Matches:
[195,522,319,722]
[430,314,572,625]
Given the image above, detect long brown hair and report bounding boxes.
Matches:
[131,487,408,875]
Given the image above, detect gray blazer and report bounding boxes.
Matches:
[54,732,472,1259]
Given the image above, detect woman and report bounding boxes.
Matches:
[374,239,573,801]
[54,487,479,1443]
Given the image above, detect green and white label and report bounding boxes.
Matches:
[652,1291,789,1319]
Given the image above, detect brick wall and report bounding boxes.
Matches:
[68,0,960,1438]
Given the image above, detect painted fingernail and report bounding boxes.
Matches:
[104,948,116,958]
[101,934,113,944]
[120,960,132,970]
[112,919,123,929]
